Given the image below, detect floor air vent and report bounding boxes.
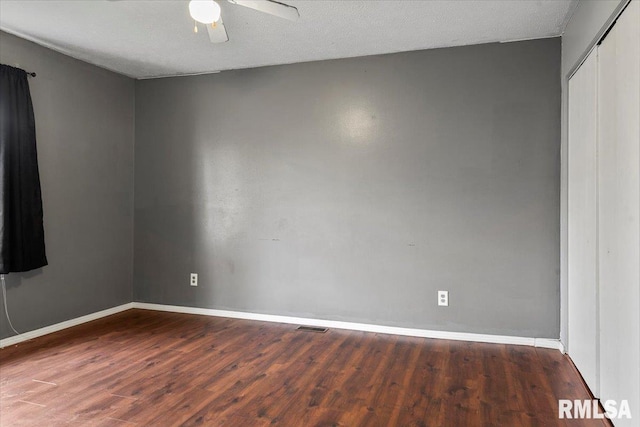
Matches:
[296,325,328,333]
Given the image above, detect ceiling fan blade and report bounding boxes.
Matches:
[206,18,229,43]
[229,0,299,21]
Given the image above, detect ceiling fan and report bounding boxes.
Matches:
[189,0,299,43]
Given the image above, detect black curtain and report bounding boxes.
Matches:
[0,64,47,274]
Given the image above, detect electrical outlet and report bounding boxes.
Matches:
[438,290,448,306]
[190,273,198,287]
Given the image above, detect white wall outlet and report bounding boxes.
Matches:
[190,273,198,287]
[438,290,449,306]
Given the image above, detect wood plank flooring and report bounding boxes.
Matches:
[0,309,608,426]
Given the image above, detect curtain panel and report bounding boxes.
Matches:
[0,64,47,274]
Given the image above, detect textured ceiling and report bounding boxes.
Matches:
[0,0,577,79]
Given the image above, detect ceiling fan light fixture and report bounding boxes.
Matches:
[189,0,221,24]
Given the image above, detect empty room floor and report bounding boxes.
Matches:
[0,310,604,426]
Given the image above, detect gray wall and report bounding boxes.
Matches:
[559,0,627,346]
[0,32,135,340]
[135,38,561,338]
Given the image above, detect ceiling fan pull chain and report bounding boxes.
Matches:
[194,20,198,33]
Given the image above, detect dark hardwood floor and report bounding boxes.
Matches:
[0,309,607,426]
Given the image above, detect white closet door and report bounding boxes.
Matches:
[568,49,599,396]
[598,1,640,424]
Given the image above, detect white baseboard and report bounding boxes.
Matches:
[0,301,563,352]
[132,302,563,351]
[534,338,565,352]
[0,303,134,348]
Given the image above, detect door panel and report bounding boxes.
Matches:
[568,49,599,396]
[597,1,640,424]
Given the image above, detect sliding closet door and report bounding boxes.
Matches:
[598,1,640,423]
[567,50,599,396]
